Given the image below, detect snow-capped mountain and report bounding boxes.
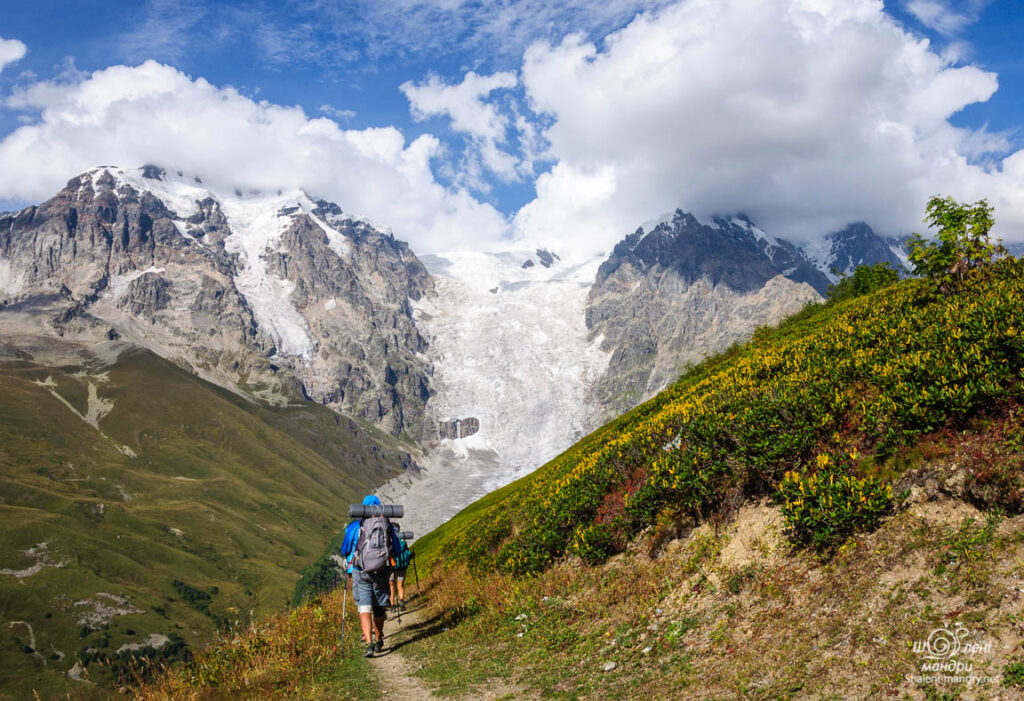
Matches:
[800,221,910,281]
[0,167,921,535]
[0,166,432,435]
[585,210,826,419]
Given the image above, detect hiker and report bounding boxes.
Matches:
[341,495,402,658]
[389,524,412,611]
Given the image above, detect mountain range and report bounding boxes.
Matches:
[0,165,912,695]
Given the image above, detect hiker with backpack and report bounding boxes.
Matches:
[341,495,402,658]
[389,524,412,612]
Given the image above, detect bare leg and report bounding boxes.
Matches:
[397,579,405,600]
[359,612,373,643]
[373,615,386,645]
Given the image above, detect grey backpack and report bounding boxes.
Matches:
[355,514,392,573]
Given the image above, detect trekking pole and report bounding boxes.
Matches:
[340,574,348,655]
[412,550,421,596]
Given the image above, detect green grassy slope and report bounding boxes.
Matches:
[418,257,1024,574]
[0,347,409,698]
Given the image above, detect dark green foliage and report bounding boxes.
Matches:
[291,531,345,605]
[827,262,902,302]
[1003,657,1024,688]
[173,579,213,614]
[570,523,618,565]
[79,633,190,685]
[775,453,898,551]
[908,196,1002,292]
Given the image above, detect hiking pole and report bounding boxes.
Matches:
[340,574,348,655]
[412,550,421,596]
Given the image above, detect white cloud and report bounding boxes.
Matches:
[511,0,1024,257]
[906,0,991,36]
[401,71,523,184]
[0,37,27,74]
[0,61,508,253]
[319,104,356,121]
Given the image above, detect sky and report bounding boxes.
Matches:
[1,0,1023,257]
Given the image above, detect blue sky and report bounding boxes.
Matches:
[1,0,1023,255]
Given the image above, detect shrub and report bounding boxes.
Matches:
[827,262,902,303]
[775,453,897,551]
[908,196,1002,292]
[570,523,618,565]
[1004,657,1024,688]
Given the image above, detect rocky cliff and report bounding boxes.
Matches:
[0,166,433,436]
[586,211,904,419]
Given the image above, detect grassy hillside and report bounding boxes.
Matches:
[416,257,1024,576]
[130,257,1024,700]
[0,346,412,698]
[395,257,1024,699]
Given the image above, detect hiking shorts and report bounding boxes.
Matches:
[352,569,391,617]
[390,567,407,582]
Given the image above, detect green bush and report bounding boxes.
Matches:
[775,453,897,551]
[827,262,901,303]
[569,523,617,565]
[908,196,1002,292]
[1003,657,1024,688]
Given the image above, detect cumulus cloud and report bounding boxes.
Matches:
[0,37,27,74]
[401,71,523,184]
[511,0,1024,257]
[0,61,508,252]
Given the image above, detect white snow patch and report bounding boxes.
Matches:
[799,237,839,281]
[106,266,166,300]
[639,211,676,235]
[889,242,912,271]
[219,192,316,359]
[305,208,353,260]
[107,167,207,220]
[323,298,337,311]
[385,251,611,535]
[0,257,23,296]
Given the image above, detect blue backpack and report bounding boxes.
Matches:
[395,537,411,568]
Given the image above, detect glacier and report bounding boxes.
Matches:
[377,250,611,536]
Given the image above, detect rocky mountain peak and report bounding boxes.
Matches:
[596,209,831,295]
[798,221,910,282]
[0,165,435,436]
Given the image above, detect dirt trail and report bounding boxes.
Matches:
[369,602,438,700]
[369,597,533,701]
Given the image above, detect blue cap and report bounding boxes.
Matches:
[362,495,381,506]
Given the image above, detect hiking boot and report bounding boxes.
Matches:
[374,639,383,653]
[363,643,375,658]
[399,599,406,611]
